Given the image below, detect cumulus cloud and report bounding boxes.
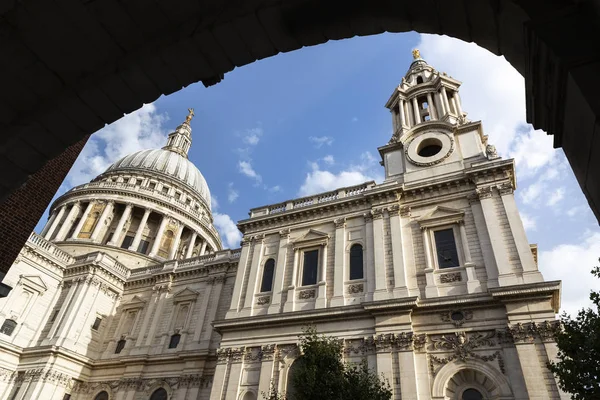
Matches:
[298,151,381,197]
[323,155,335,165]
[213,213,242,249]
[242,127,263,146]
[520,213,537,232]
[227,183,239,203]
[65,103,168,188]
[238,160,262,183]
[309,136,334,148]
[539,233,600,316]
[546,187,565,207]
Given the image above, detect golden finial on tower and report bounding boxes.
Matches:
[185,108,195,124]
[412,49,421,59]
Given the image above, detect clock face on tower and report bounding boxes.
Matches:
[405,130,454,166]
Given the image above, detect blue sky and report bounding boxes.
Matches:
[36,32,600,316]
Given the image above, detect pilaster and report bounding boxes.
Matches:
[331,218,346,307]
[54,202,80,241]
[242,236,264,317]
[269,230,289,314]
[388,205,408,297]
[372,208,388,300]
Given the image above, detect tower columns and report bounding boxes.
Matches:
[200,240,208,256]
[441,86,451,115]
[129,208,151,251]
[426,93,436,120]
[108,203,134,246]
[185,231,198,259]
[412,98,420,124]
[70,201,94,240]
[40,210,58,237]
[399,100,406,128]
[44,205,66,240]
[54,202,80,241]
[168,223,185,260]
[149,215,169,257]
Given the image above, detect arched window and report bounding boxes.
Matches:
[241,392,256,400]
[462,388,483,400]
[0,319,17,336]
[416,76,424,84]
[286,357,305,399]
[349,244,363,280]
[115,339,126,354]
[94,391,109,400]
[149,388,168,400]
[260,259,276,292]
[168,334,181,349]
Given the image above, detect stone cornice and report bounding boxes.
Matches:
[489,280,561,313]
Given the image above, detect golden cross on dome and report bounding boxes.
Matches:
[412,49,421,59]
[185,108,195,124]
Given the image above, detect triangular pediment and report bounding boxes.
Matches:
[122,295,146,309]
[292,229,330,248]
[173,287,200,303]
[417,206,464,228]
[19,275,47,293]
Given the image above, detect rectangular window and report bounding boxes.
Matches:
[434,229,460,268]
[138,240,150,254]
[121,235,134,249]
[175,192,181,200]
[149,182,156,189]
[162,186,169,194]
[92,316,102,330]
[136,179,143,186]
[301,250,319,286]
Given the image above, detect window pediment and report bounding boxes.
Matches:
[417,206,464,228]
[172,287,199,303]
[122,295,146,310]
[292,229,330,249]
[18,275,47,294]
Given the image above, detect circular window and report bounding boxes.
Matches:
[451,311,464,321]
[417,139,442,157]
[462,388,484,400]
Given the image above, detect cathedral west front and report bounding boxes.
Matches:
[0,51,567,400]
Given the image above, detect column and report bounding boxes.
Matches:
[200,240,208,256]
[107,203,134,246]
[441,86,451,114]
[70,201,94,240]
[202,276,225,342]
[144,286,169,346]
[283,248,300,313]
[315,243,328,309]
[331,218,346,307]
[257,346,276,395]
[412,97,420,124]
[226,238,252,318]
[40,210,58,237]
[372,209,387,300]
[476,188,515,286]
[269,230,290,314]
[469,195,499,288]
[193,282,213,342]
[455,92,464,116]
[423,228,439,298]
[375,350,393,395]
[56,278,93,345]
[398,350,419,400]
[185,232,198,259]
[399,100,406,128]
[90,201,114,241]
[210,356,230,400]
[459,221,481,293]
[129,208,151,251]
[388,207,408,297]
[499,187,544,283]
[44,205,66,240]
[400,208,419,296]
[426,92,436,120]
[54,202,80,241]
[364,213,375,301]
[135,291,159,347]
[168,223,185,260]
[436,92,446,117]
[242,238,264,316]
[148,215,169,257]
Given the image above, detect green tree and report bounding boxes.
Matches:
[548,261,600,399]
[263,326,392,400]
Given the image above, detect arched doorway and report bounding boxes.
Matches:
[94,391,109,400]
[286,357,305,399]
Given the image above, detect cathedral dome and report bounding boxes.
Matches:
[104,148,211,209]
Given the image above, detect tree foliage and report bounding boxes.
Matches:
[262,326,392,400]
[548,261,600,399]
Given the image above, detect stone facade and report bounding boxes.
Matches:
[0,54,567,400]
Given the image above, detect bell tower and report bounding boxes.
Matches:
[379,50,497,184]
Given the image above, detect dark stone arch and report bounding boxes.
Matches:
[0,0,598,290]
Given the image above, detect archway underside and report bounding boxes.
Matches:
[0,0,598,281]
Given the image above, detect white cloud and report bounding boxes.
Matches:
[238,160,262,183]
[242,127,263,146]
[509,129,558,178]
[539,232,600,316]
[66,103,168,187]
[213,213,242,249]
[323,155,335,165]
[309,136,334,148]
[227,183,239,203]
[268,185,282,193]
[520,213,537,232]
[546,187,565,207]
[298,151,381,197]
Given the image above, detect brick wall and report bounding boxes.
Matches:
[0,135,89,281]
